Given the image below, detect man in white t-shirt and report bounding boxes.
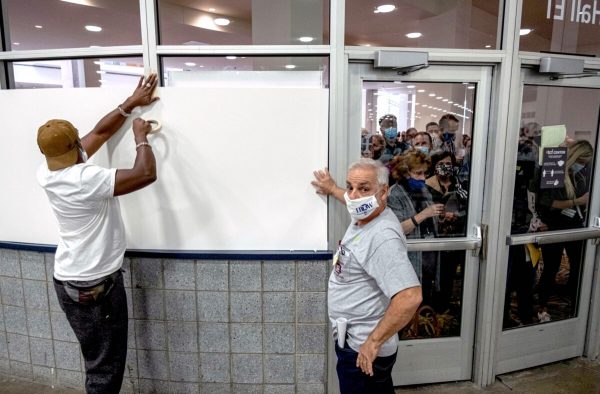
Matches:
[312,159,422,393]
[36,74,160,394]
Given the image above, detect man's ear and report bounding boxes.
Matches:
[380,184,390,203]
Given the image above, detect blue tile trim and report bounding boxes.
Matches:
[0,242,333,261]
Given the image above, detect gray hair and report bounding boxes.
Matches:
[348,158,389,186]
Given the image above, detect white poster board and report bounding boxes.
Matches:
[0,87,328,251]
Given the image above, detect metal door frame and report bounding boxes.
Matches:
[326,63,492,388]
[495,66,600,374]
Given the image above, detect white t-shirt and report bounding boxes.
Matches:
[328,208,420,357]
[37,162,126,281]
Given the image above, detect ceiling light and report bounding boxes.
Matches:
[35,25,43,29]
[299,36,314,43]
[12,42,19,46]
[436,96,442,99]
[61,0,93,5]
[467,85,475,89]
[485,44,492,48]
[93,61,102,65]
[363,44,371,47]
[96,70,106,74]
[85,25,102,32]
[214,18,230,26]
[406,32,422,39]
[285,64,296,69]
[443,99,448,102]
[89,45,100,48]
[448,101,453,104]
[406,85,415,89]
[520,28,533,36]
[226,56,237,60]
[184,62,196,67]
[374,4,396,13]
[417,89,425,93]
[428,93,436,97]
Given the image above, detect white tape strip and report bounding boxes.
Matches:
[148,120,162,134]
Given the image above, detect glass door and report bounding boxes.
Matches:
[346,63,492,384]
[498,68,600,374]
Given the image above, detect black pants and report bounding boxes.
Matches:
[539,240,584,314]
[335,342,397,394]
[54,271,128,394]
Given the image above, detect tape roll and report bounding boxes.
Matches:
[148,120,162,134]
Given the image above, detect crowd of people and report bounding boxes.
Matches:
[359,113,472,337]
[504,122,594,328]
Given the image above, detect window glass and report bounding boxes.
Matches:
[504,84,599,329]
[360,81,477,339]
[399,252,465,339]
[162,56,329,88]
[10,57,144,89]
[521,0,600,56]
[2,0,142,51]
[345,1,500,49]
[157,0,330,45]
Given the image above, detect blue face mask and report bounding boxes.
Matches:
[407,177,426,191]
[442,132,455,141]
[571,163,584,174]
[417,146,429,155]
[384,127,398,141]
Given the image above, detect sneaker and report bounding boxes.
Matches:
[537,311,551,323]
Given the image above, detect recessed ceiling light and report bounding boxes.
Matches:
[436,96,442,99]
[85,25,102,32]
[406,85,415,89]
[428,93,436,97]
[62,0,93,5]
[185,62,196,67]
[96,70,106,74]
[214,18,230,26]
[520,28,533,36]
[417,89,425,93]
[485,44,492,48]
[448,101,453,104]
[443,99,448,102]
[467,85,475,89]
[363,44,372,47]
[285,64,296,69]
[226,56,237,60]
[12,42,19,45]
[374,4,396,13]
[35,25,43,29]
[299,36,314,43]
[93,61,101,65]
[406,32,422,39]
[89,45,100,48]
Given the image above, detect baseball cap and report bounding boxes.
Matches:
[37,119,80,171]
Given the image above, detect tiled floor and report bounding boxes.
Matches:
[1,357,599,393]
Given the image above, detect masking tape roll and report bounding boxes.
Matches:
[148,120,162,134]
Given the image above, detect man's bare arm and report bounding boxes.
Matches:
[81,74,159,158]
[356,286,422,376]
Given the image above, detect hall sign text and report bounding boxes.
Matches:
[547,0,600,24]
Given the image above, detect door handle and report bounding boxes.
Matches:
[506,217,600,245]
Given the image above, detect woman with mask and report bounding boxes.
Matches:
[536,140,593,322]
[426,151,469,312]
[425,152,468,237]
[387,151,444,290]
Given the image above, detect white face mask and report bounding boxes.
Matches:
[344,191,380,221]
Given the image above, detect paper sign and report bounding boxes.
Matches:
[539,125,566,165]
[540,147,567,189]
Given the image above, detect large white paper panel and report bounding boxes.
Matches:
[0,87,328,250]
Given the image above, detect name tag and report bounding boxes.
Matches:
[561,208,576,218]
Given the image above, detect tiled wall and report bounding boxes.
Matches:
[0,248,331,393]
